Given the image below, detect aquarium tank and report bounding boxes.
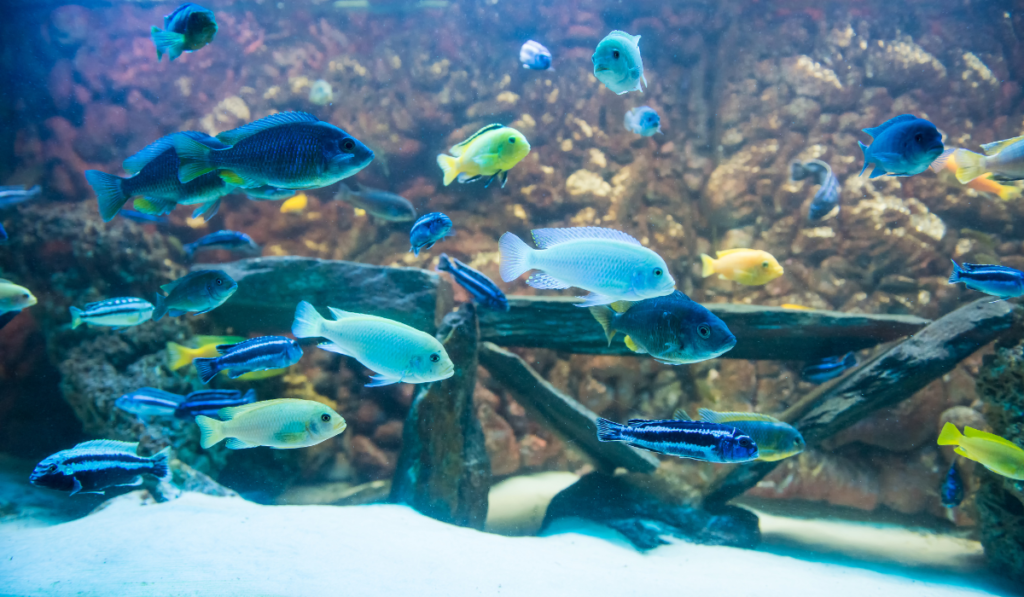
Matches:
[3,0,1024,595]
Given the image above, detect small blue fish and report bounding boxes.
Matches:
[858,114,944,178]
[184,230,260,260]
[30,440,170,496]
[0,185,41,208]
[790,160,840,220]
[623,106,661,136]
[801,352,857,384]
[151,3,218,62]
[437,253,509,311]
[193,336,302,384]
[175,388,256,419]
[70,297,155,329]
[409,212,453,256]
[119,210,169,225]
[941,460,964,508]
[596,418,758,463]
[520,40,552,70]
[949,260,1024,300]
[115,388,186,418]
[153,269,237,321]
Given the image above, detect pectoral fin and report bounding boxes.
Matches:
[366,373,402,387]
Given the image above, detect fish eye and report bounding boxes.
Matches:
[653,268,663,276]
[739,438,753,448]
[21,293,29,299]
[320,414,331,422]
[342,139,356,152]
[429,353,440,363]
[762,261,769,268]
[508,137,516,144]
[698,324,711,339]
[215,278,223,286]
[915,134,922,143]
[612,50,620,59]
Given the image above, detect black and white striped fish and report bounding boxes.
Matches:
[193,335,302,384]
[69,297,155,329]
[29,440,171,496]
[595,417,759,463]
[175,388,256,419]
[436,253,509,311]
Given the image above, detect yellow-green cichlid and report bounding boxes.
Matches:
[0,278,37,314]
[196,398,346,450]
[436,124,530,188]
[938,422,1024,480]
[675,408,805,462]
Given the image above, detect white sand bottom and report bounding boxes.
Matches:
[0,492,1013,597]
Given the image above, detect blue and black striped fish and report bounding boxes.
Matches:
[595,417,758,463]
[175,388,256,418]
[436,253,509,311]
[791,159,840,220]
[800,352,857,384]
[70,297,155,329]
[193,336,302,384]
[949,260,1024,300]
[29,440,170,496]
[115,387,186,418]
[409,212,452,256]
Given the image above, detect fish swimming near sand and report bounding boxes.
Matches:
[184,230,260,260]
[948,260,1024,300]
[175,388,256,419]
[196,398,346,450]
[520,40,552,70]
[700,248,784,286]
[436,124,531,188]
[0,278,37,316]
[30,440,170,495]
[409,212,453,256]
[592,30,647,94]
[938,422,1024,480]
[335,183,417,222]
[70,297,154,329]
[858,114,944,178]
[595,417,758,463]
[941,460,964,508]
[153,269,237,321]
[955,136,1024,185]
[790,159,840,220]
[0,185,41,208]
[193,336,303,384]
[115,387,186,418]
[675,409,804,462]
[930,148,1022,201]
[499,226,675,307]
[801,352,857,384]
[437,253,508,311]
[623,106,661,136]
[588,290,735,364]
[151,3,218,62]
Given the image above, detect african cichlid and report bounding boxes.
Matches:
[30,440,170,496]
[292,301,453,387]
[674,408,804,462]
[436,124,531,188]
[589,291,735,364]
[196,398,346,450]
[166,335,245,370]
[858,114,944,178]
[623,106,661,136]
[0,185,41,208]
[592,30,647,94]
[790,159,840,220]
[0,278,37,315]
[175,388,256,419]
[801,352,857,384]
[151,3,218,62]
[193,336,303,384]
[409,212,452,256]
[153,269,237,321]
[941,460,964,508]
[70,297,155,329]
[955,136,1024,185]
[172,112,374,190]
[115,387,186,418]
[700,248,784,286]
[184,230,260,260]
[499,226,675,307]
[520,40,552,70]
[85,131,233,222]
[437,253,508,312]
[948,260,1024,300]
[335,182,417,222]
[595,417,758,463]
[931,148,1022,201]
[938,422,1024,480]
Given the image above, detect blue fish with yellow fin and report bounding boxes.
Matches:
[596,417,758,463]
[674,408,804,462]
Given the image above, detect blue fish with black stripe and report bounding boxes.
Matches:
[115,387,186,418]
[193,336,302,384]
[436,253,509,311]
[949,260,1024,300]
[174,388,256,418]
[70,297,155,329]
[801,352,857,384]
[790,159,840,220]
[595,417,758,463]
[30,440,170,496]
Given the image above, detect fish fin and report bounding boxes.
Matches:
[274,430,308,444]
[326,307,359,320]
[869,164,889,179]
[999,186,1022,201]
[150,26,186,61]
[937,422,963,446]
[954,149,987,184]
[700,409,782,424]
[291,300,325,339]
[964,426,1023,449]
[242,388,257,403]
[449,124,505,156]
[150,447,172,481]
[214,343,240,354]
[499,170,509,188]
[588,305,617,345]
[70,477,83,496]
[196,416,224,448]
[152,292,168,322]
[170,135,217,183]
[531,226,642,249]
[610,300,634,313]
[122,135,183,174]
[165,342,196,370]
[69,306,83,329]
[193,358,220,384]
[790,161,808,182]
[192,198,222,221]
[715,248,751,257]
[641,72,648,91]
[225,438,258,450]
[132,197,177,216]
[215,112,320,146]
[953,446,971,459]
[672,409,692,421]
[218,170,255,187]
[525,272,570,290]
[575,292,614,308]
[366,373,401,387]
[700,254,716,278]
[457,174,482,184]
[595,418,624,442]
[74,439,140,454]
[980,135,1024,156]
[84,170,129,222]
[626,419,648,426]
[857,141,871,176]
[436,154,459,186]
[930,148,956,173]
[316,341,352,357]
[623,335,644,353]
[948,260,963,285]
[195,335,244,346]
[498,232,534,282]
[861,114,916,138]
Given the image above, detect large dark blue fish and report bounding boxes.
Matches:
[151,3,218,62]
[858,114,944,178]
[115,387,186,418]
[436,253,508,311]
[0,185,41,208]
[941,460,964,508]
[193,336,302,384]
[801,352,856,384]
[948,260,1024,300]
[409,212,452,256]
[153,269,237,321]
[30,440,170,496]
[596,417,758,463]
[791,159,840,220]
[175,388,256,419]
[589,290,736,365]
[184,230,260,260]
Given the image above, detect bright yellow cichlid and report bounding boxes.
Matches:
[436,124,531,188]
[279,193,308,213]
[676,408,805,462]
[938,422,1024,480]
[166,336,245,370]
[197,398,347,450]
[0,278,37,314]
[700,249,784,286]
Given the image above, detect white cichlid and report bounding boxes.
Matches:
[498,227,675,307]
[0,278,37,314]
[196,398,346,450]
[291,301,454,387]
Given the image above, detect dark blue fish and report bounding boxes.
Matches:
[184,230,260,260]
[801,352,857,384]
[436,253,508,311]
[153,269,238,321]
[949,260,1024,300]
[858,114,944,178]
[791,160,840,220]
[119,210,169,225]
[30,440,170,496]
[410,212,452,256]
[0,185,41,208]
[151,3,218,62]
[193,336,302,384]
[596,418,758,463]
[115,387,186,417]
[520,40,552,70]
[174,388,256,419]
[941,460,964,508]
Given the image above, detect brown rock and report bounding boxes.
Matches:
[831,378,948,452]
[350,435,395,481]
[749,450,879,510]
[477,402,520,476]
[577,374,614,414]
[372,420,404,449]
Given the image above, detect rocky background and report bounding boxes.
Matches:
[2,0,1023,530]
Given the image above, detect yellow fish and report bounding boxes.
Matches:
[166,335,245,370]
[938,422,1024,480]
[279,193,308,213]
[930,148,1021,201]
[700,249,784,286]
[436,124,531,188]
[197,398,347,449]
[0,278,37,315]
[780,304,812,310]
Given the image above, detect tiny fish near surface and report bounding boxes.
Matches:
[790,159,840,220]
[948,260,1024,300]
[175,388,256,419]
[436,253,508,311]
[409,212,453,256]
[938,423,1024,480]
[520,40,552,70]
[70,297,155,329]
[592,30,647,94]
[196,398,346,450]
[193,336,303,384]
[675,409,804,462]
[153,269,237,321]
[184,230,260,260]
[858,114,944,178]
[595,417,758,463]
[30,440,170,496]
[115,387,186,418]
[941,460,964,508]
[151,3,218,62]
[801,352,857,384]
[335,183,417,222]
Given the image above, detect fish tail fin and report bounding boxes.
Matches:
[436,154,459,186]
[789,161,806,182]
[69,306,83,329]
[151,26,186,62]
[196,416,225,449]
[498,232,533,282]
[150,446,172,481]
[998,186,1022,202]
[170,135,216,183]
[193,358,220,384]
[588,305,617,345]
[857,141,871,176]
[700,253,716,278]
[152,292,167,322]
[930,148,956,173]
[937,422,963,446]
[436,253,453,273]
[595,418,624,442]
[948,260,963,284]
[84,170,129,222]
[954,149,987,184]
[291,300,325,339]
[165,341,194,370]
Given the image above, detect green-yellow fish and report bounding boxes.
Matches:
[938,422,1024,480]
[0,278,37,315]
[675,409,805,462]
[196,398,346,450]
[436,124,531,188]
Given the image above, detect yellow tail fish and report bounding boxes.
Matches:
[436,124,531,188]
[954,136,1024,187]
[700,249,784,286]
[279,193,308,213]
[166,335,245,370]
[930,148,1021,201]
[938,422,1024,480]
[197,398,346,449]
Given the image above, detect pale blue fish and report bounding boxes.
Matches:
[70,297,155,329]
[0,185,41,208]
[520,40,552,70]
[790,159,840,220]
[115,388,186,418]
[592,31,647,94]
[623,106,661,136]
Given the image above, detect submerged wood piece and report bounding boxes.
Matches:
[477,296,929,360]
[704,298,1017,506]
[478,342,659,474]
[195,257,449,334]
[390,304,491,529]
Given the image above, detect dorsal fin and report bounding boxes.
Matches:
[862,114,917,139]
[715,248,753,257]
[980,135,1024,157]
[626,418,648,426]
[449,124,505,157]
[123,131,227,174]
[73,439,140,455]
[216,112,321,146]
[219,398,286,421]
[215,343,240,354]
[623,335,643,353]
[699,409,783,425]
[672,409,692,421]
[531,227,641,249]
[964,426,1024,450]
[327,307,360,320]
